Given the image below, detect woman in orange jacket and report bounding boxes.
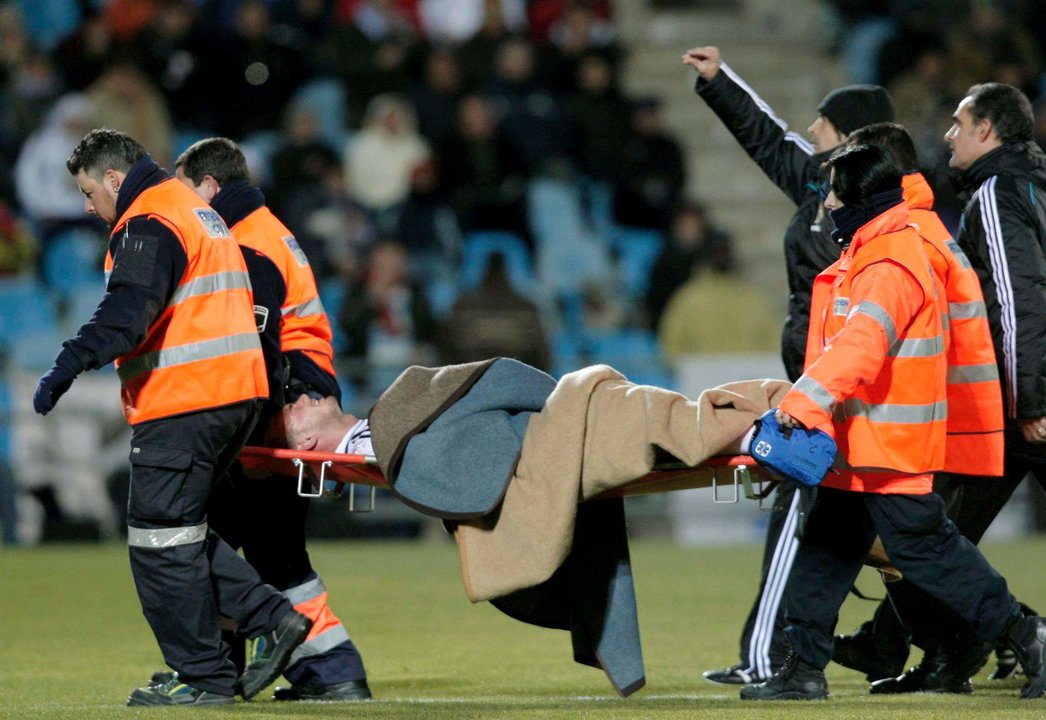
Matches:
[740,144,1046,702]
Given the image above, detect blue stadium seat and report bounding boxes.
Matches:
[41,228,105,297]
[585,328,674,389]
[458,231,534,295]
[610,226,665,299]
[0,277,58,345]
[318,277,347,355]
[292,79,352,151]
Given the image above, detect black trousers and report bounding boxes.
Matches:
[782,486,1018,669]
[126,400,290,695]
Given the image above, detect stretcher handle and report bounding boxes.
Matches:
[292,458,332,498]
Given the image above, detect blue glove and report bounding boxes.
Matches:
[749,410,836,487]
[33,361,77,416]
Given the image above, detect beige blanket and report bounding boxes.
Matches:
[456,366,790,601]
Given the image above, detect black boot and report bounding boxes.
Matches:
[740,653,828,701]
[1004,615,1046,699]
[833,600,909,681]
[868,646,973,695]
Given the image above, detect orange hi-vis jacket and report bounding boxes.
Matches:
[106,178,268,425]
[780,201,947,494]
[903,173,1004,476]
[231,206,336,377]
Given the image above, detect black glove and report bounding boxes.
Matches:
[33,358,79,415]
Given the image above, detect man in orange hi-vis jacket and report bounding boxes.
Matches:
[739,144,1046,702]
[174,137,370,703]
[32,129,312,706]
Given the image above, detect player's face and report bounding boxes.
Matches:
[945,97,984,171]
[279,394,339,451]
[75,169,119,225]
[808,114,847,154]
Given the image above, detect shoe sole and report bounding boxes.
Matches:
[240,615,312,700]
[127,689,235,706]
[740,691,828,701]
[274,690,373,702]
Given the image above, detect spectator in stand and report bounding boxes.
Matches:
[0,199,37,276]
[565,51,631,185]
[485,36,571,176]
[208,0,308,137]
[947,0,1041,100]
[395,156,461,281]
[337,239,438,392]
[321,0,419,126]
[541,0,621,94]
[50,9,114,91]
[526,0,612,45]
[14,93,98,242]
[88,61,175,169]
[418,0,526,44]
[344,93,431,233]
[886,43,954,162]
[409,46,464,148]
[456,0,516,91]
[612,97,686,230]
[440,252,550,371]
[645,200,733,331]
[658,249,777,365]
[267,102,341,214]
[125,0,218,135]
[439,93,530,247]
[3,48,64,175]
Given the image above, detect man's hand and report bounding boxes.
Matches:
[682,46,721,81]
[1019,416,1046,443]
[775,408,801,429]
[33,363,76,416]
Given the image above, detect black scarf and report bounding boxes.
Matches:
[829,187,904,246]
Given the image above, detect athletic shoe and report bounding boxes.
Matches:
[127,676,235,706]
[988,645,1021,680]
[273,679,373,702]
[702,663,766,685]
[739,653,829,701]
[149,671,175,687]
[239,610,312,700]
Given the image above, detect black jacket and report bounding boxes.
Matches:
[695,65,837,381]
[57,156,188,375]
[955,141,1046,420]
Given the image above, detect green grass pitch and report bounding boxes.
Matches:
[2,536,1046,719]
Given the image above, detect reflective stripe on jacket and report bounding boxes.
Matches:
[231,206,336,378]
[904,173,1004,476]
[284,576,352,664]
[106,178,267,424]
[783,201,946,494]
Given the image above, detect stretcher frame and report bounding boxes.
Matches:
[239,447,777,512]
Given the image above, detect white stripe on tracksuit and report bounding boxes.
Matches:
[744,490,801,679]
[978,176,1019,416]
[720,63,816,157]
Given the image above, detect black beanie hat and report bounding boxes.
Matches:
[817,84,895,136]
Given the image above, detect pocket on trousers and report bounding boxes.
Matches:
[128,443,195,523]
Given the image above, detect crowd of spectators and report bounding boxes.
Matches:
[822,0,1046,228]
[0,0,748,408]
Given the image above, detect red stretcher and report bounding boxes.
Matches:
[239,447,777,511]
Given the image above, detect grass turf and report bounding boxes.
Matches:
[2,536,1045,719]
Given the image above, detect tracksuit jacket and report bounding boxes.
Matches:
[954,141,1046,421]
[695,64,837,381]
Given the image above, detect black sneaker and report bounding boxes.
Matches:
[701,663,766,685]
[273,679,373,702]
[1005,615,1046,699]
[739,653,828,701]
[127,676,235,706]
[239,610,313,700]
[868,647,973,695]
